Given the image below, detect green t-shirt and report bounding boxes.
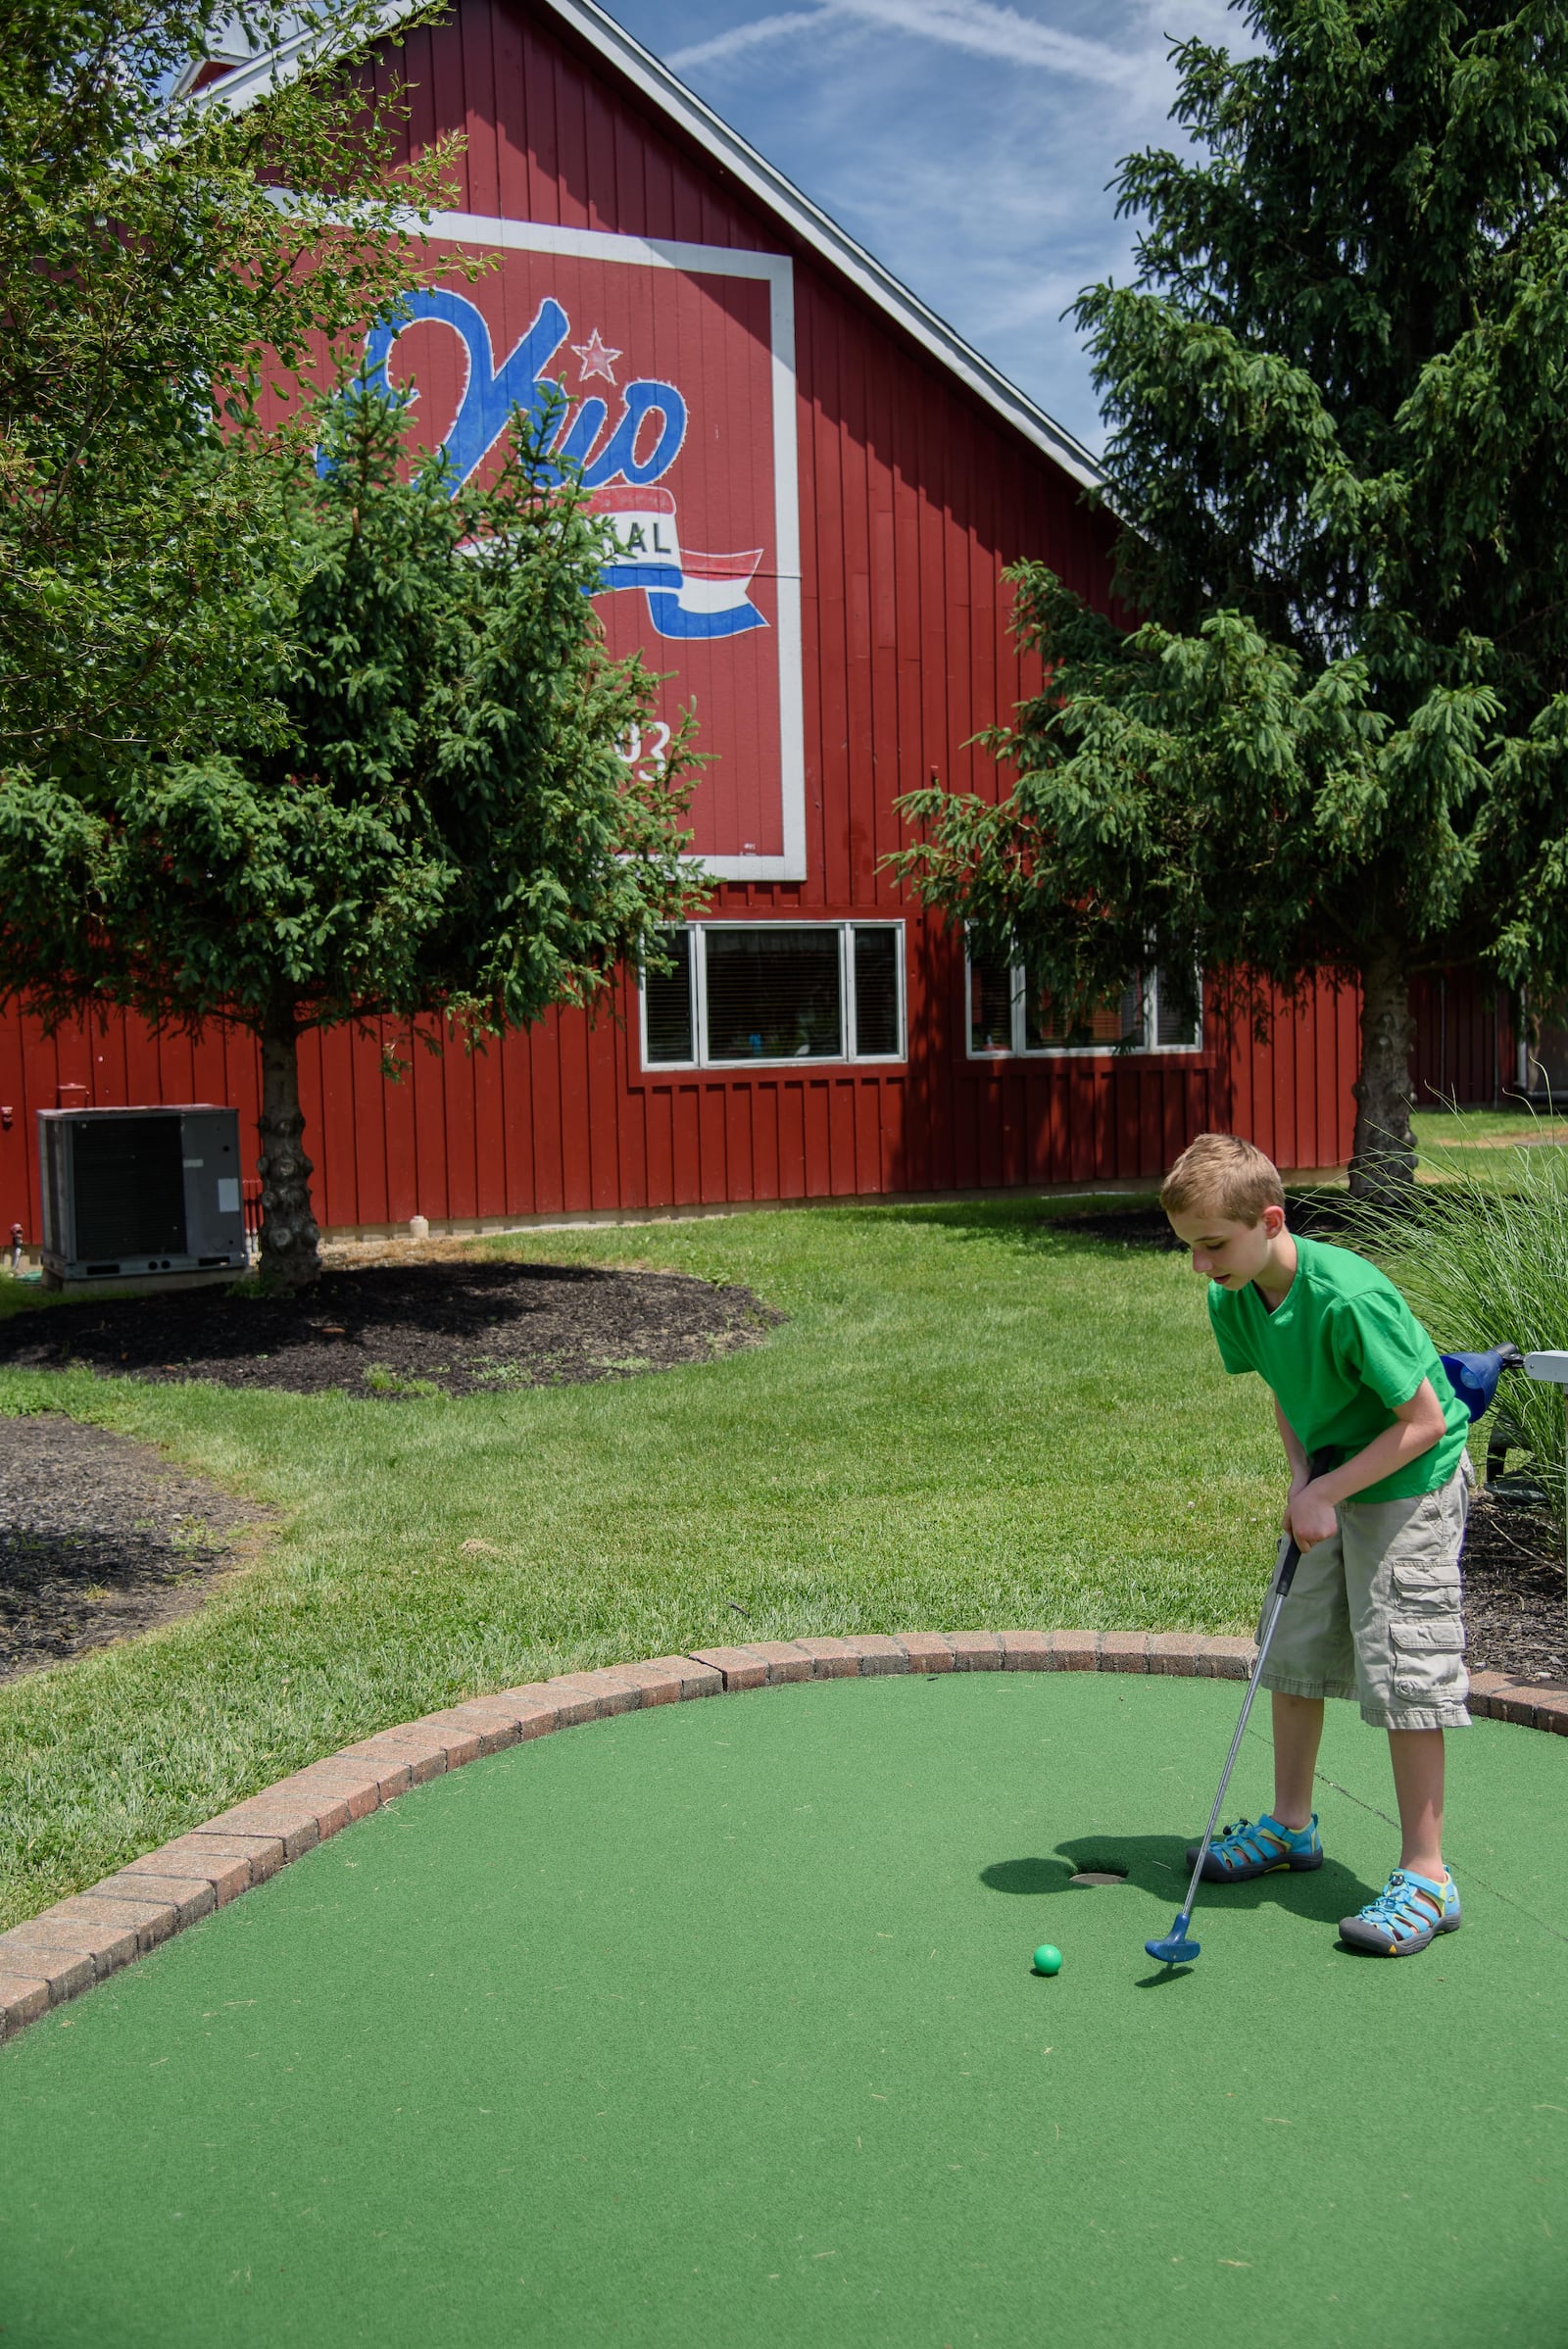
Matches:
[1206,1235,1468,1501]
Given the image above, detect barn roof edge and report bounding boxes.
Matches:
[196,0,1105,494]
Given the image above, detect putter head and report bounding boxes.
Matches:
[1440,1346,1520,1422]
[1146,1912,1200,1966]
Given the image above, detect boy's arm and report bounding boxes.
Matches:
[1287,1381,1450,1548]
[1273,1401,1312,1531]
[1274,1400,1310,1481]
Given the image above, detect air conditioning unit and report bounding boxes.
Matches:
[38,1105,249,1289]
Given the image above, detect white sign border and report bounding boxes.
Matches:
[415,210,805,884]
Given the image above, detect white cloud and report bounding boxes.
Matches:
[672,0,1148,87]
[668,8,836,72]
[610,0,1261,445]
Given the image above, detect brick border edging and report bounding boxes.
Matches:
[3,1634,1564,2040]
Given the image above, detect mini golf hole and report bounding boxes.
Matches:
[1068,1865,1129,1887]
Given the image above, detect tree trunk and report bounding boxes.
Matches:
[257,1005,320,1287]
[1348,946,1416,1203]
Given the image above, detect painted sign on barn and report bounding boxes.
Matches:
[355,214,805,879]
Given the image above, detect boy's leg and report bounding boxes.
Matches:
[1337,1472,1470,1951]
[1186,1543,1351,1880]
[1257,1519,1355,1831]
[1388,1728,1446,1882]
[1270,1691,1325,1832]
[1342,1468,1470,1767]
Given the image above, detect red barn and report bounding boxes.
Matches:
[2,0,1391,1248]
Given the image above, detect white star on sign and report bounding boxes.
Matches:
[570,329,621,385]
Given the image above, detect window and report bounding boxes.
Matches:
[1023,980,1145,1053]
[967,947,1201,1057]
[643,928,696,1063]
[706,928,843,1061]
[853,926,901,1057]
[641,923,906,1068]
[967,955,1013,1054]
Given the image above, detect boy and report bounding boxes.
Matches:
[1160,1132,1474,1956]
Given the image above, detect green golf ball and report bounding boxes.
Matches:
[1032,1943,1062,1976]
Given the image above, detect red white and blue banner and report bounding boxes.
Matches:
[350,219,804,881]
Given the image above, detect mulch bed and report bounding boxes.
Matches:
[0,1259,783,1403]
[0,1414,271,1683]
[1460,1491,1566,1686]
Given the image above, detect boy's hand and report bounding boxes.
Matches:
[1281,1468,1312,1534]
[1286,1480,1339,1550]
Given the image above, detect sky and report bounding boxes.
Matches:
[596,0,1254,455]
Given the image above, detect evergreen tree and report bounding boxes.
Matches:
[892,0,1568,1196]
[0,382,703,1282]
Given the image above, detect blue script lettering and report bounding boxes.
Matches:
[581,380,688,489]
[356,288,689,494]
[552,396,609,473]
[364,289,570,484]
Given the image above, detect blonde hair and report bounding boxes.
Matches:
[1159,1133,1285,1226]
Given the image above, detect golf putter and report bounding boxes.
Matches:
[1146,1449,1335,1969]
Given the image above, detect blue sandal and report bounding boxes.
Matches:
[1340,1869,1461,1955]
[1186,1812,1324,1882]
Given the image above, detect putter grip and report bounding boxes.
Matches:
[1275,1534,1304,1596]
[1274,1448,1339,1597]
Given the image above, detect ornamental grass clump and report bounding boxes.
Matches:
[1348,1126,1568,1531]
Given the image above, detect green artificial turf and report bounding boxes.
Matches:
[0,1197,1322,1930]
[3,1671,1563,2347]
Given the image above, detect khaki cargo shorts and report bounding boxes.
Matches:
[1258,1457,1474,1730]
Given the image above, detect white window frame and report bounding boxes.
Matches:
[639,921,906,1071]
[963,945,1203,1059]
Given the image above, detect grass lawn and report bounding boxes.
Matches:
[1412,1102,1568,1192]
[1412,1106,1568,1148]
[1,1197,1324,1930]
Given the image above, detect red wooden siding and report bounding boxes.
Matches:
[1408,968,1511,1108]
[0,0,1365,1245]
[0,954,1358,1247]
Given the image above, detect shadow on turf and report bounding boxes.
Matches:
[980,1835,1379,1926]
